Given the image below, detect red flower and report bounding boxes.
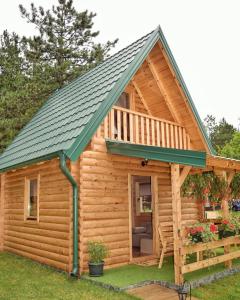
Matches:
[196,226,204,233]
[230,224,235,229]
[203,188,209,194]
[222,220,229,225]
[190,228,197,235]
[210,224,218,233]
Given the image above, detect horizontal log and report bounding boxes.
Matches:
[5,225,69,240]
[5,230,69,248]
[84,226,129,237]
[4,220,69,232]
[5,235,69,256]
[83,211,128,220]
[4,241,69,264]
[4,247,68,271]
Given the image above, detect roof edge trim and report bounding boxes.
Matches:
[0,151,61,173]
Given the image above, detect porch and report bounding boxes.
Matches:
[83,254,240,289]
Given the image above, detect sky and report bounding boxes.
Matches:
[0,0,240,128]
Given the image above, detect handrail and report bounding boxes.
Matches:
[181,235,240,274]
[99,106,191,150]
[112,106,183,127]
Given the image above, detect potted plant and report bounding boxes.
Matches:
[186,223,218,244]
[218,220,236,239]
[87,241,109,277]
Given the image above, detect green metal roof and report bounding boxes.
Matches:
[0,26,214,172]
[106,139,206,168]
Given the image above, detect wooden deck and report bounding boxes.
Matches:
[127,284,198,300]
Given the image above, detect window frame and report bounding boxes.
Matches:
[24,174,40,222]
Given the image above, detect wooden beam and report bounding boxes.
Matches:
[207,155,240,171]
[146,56,180,124]
[171,164,183,285]
[227,171,235,185]
[214,169,232,268]
[131,79,152,116]
[179,166,191,187]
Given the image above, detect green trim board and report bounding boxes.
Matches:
[106,140,206,168]
[0,25,214,172]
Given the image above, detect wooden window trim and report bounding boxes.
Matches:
[24,174,40,222]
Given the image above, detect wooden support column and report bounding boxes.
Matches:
[0,174,5,251]
[171,164,183,285]
[214,169,235,269]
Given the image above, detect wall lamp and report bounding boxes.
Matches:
[141,158,149,167]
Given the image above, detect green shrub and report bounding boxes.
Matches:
[87,241,109,263]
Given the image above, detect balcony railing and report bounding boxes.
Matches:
[96,106,191,150]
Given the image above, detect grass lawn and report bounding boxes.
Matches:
[192,272,240,300]
[84,255,240,288]
[0,252,137,300]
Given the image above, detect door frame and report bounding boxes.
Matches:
[128,173,159,262]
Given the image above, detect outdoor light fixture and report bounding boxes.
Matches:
[178,281,191,300]
[141,158,149,167]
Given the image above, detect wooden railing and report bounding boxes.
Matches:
[181,236,240,275]
[98,106,191,150]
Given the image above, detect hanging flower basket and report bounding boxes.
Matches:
[186,223,218,244]
[218,220,236,239]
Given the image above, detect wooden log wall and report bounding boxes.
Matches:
[0,174,4,251]
[79,136,199,270]
[2,159,72,272]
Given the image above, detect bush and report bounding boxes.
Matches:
[87,241,109,263]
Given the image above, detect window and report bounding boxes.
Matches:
[139,183,152,213]
[115,92,130,109]
[25,176,39,221]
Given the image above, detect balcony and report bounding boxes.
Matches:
[97,106,191,151]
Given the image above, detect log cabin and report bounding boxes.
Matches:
[1,25,240,285]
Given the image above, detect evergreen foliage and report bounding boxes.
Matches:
[0,0,118,153]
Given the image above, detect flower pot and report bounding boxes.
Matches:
[191,233,203,243]
[218,230,236,239]
[88,261,104,277]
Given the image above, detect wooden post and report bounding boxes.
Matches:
[171,164,183,285]
[215,169,234,269]
[0,174,5,251]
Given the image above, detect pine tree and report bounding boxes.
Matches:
[0,0,118,153]
[19,0,118,87]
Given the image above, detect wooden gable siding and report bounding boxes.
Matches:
[79,136,199,270]
[2,159,72,272]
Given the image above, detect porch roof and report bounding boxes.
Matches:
[106,139,206,167]
[206,155,240,171]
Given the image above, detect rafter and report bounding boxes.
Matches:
[131,79,152,116]
[146,55,180,124]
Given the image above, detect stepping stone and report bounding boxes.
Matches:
[127,284,198,300]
